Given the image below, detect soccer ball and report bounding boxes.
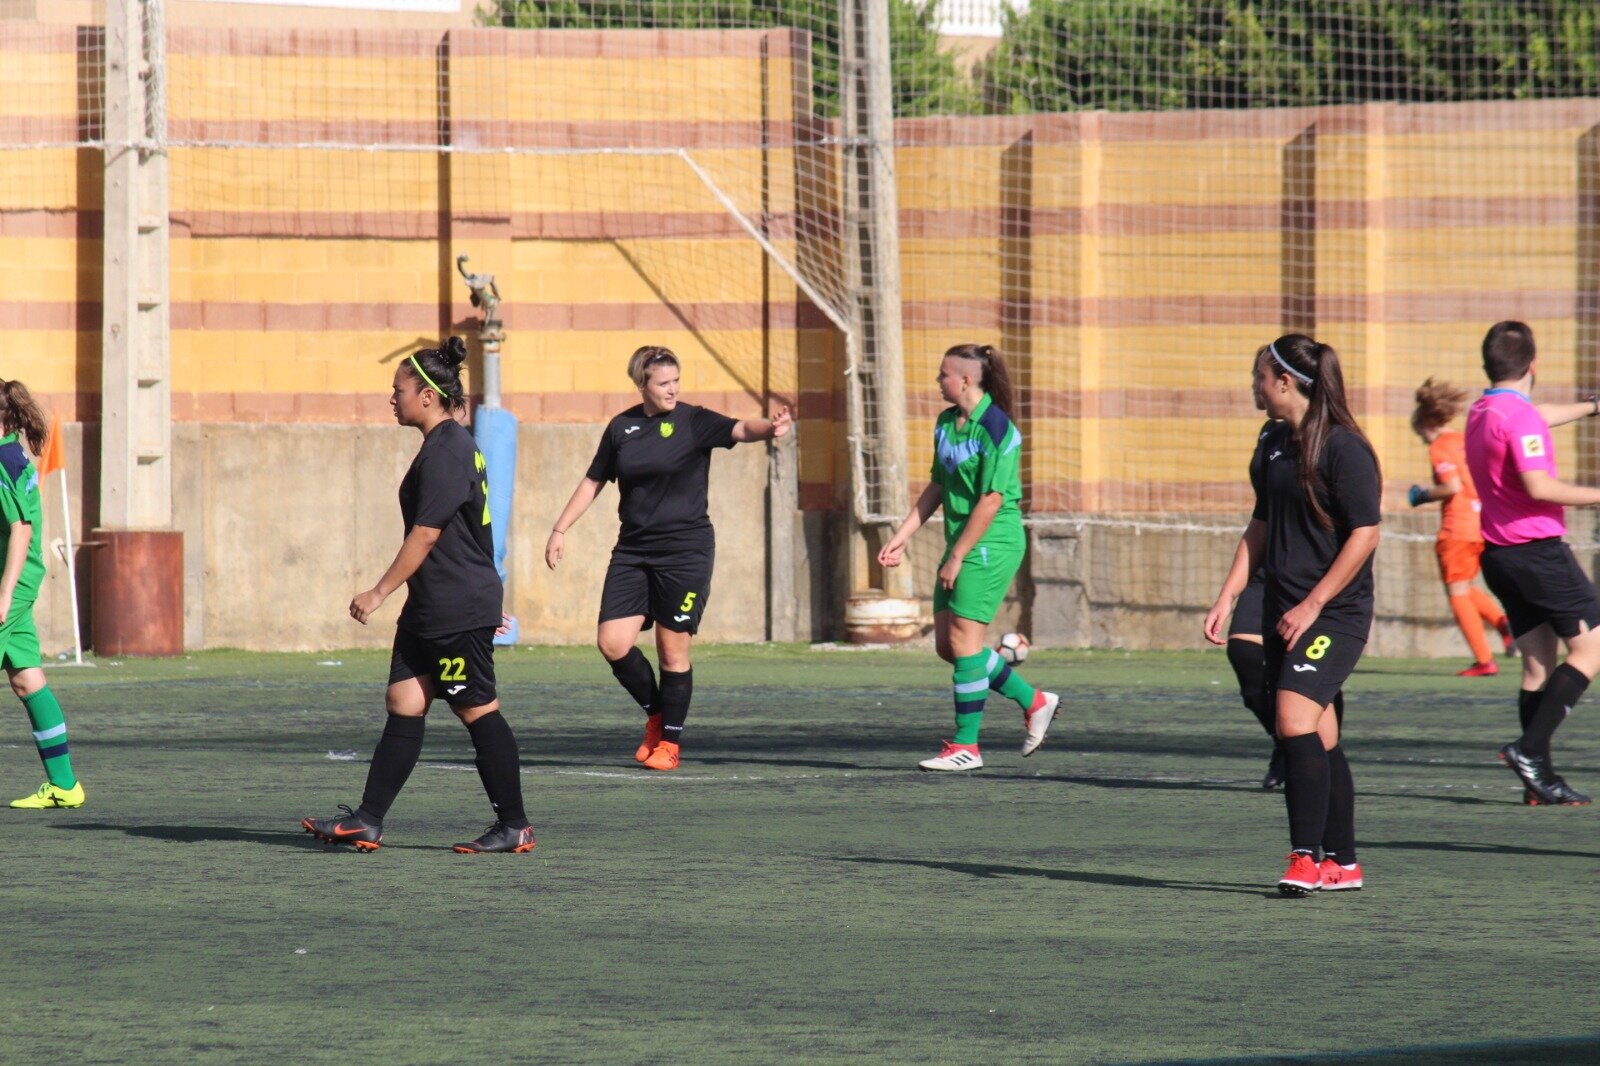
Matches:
[996,632,1030,664]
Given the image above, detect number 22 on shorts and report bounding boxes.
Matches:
[438,656,466,681]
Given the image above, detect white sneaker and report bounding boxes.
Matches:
[918,741,984,772]
[1021,691,1060,756]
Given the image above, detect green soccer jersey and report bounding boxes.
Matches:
[0,433,45,604]
[930,392,1025,552]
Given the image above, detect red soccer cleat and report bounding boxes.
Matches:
[1277,852,1322,897]
[1457,660,1498,677]
[1317,859,1363,891]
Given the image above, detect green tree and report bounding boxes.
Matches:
[484,0,979,116]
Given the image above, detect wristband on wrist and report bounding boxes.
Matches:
[1589,394,1598,417]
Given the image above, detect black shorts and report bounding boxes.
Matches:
[1228,575,1265,639]
[1481,538,1600,640]
[389,627,498,708]
[598,546,714,635]
[1263,622,1365,710]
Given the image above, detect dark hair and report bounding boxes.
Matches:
[403,336,469,413]
[1411,377,1469,433]
[1482,320,1535,383]
[628,345,680,388]
[1259,334,1380,530]
[0,378,49,454]
[945,343,1015,418]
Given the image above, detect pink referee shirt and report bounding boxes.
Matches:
[1463,388,1565,545]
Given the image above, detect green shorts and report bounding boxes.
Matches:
[932,543,1024,625]
[0,600,40,670]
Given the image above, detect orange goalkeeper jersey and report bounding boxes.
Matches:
[1429,429,1481,543]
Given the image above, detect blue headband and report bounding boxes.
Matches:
[1269,342,1313,385]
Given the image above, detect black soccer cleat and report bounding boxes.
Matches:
[301,804,382,852]
[1260,746,1287,790]
[1526,777,1592,807]
[1499,742,1562,805]
[452,821,537,854]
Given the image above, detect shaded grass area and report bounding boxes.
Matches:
[0,646,1596,1063]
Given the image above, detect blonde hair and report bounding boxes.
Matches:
[628,345,680,388]
[1412,377,1470,433]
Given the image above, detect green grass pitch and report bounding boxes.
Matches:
[1,645,1597,1063]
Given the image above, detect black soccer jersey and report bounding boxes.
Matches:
[586,402,738,551]
[1250,421,1381,637]
[397,418,503,638]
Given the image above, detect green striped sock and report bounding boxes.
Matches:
[22,687,76,790]
[984,648,1036,710]
[952,652,989,745]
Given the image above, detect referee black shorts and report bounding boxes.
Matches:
[598,546,714,636]
[1263,620,1365,710]
[1481,537,1600,640]
[389,626,498,708]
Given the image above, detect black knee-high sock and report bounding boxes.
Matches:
[466,711,528,828]
[1518,688,1542,734]
[1321,745,1357,864]
[609,647,659,717]
[1226,639,1274,737]
[1281,732,1330,853]
[357,713,426,824]
[1522,664,1590,758]
[658,667,692,747]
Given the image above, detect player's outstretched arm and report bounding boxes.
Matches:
[1518,468,1600,507]
[546,477,603,570]
[731,406,792,443]
[1204,518,1265,645]
[1536,395,1599,429]
[350,524,442,624]
[878,481,941,568]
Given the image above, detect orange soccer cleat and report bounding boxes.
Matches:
[635,713,664,763]
[642,739,680,771]
[1457,660,1499,677]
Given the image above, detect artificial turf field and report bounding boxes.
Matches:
[1,645,1597,1064]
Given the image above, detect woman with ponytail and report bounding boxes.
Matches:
[879,343,1060,771]
[0,380,84,809]
[1204,335,1381,896]
[303,337,537,854]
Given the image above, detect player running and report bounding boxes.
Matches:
[1406,378,1513,676]
[1205,335,1380,896]
[878,343,1059,771]
[545,346,789,772]
[302,337,535,853]
[1464,321,1600,807]
[0,381,84,810]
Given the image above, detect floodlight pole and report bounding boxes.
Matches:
[457,255,504,408]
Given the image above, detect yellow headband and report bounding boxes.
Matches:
[409,354,446,397]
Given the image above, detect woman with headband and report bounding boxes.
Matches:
[1205,334,1381,896]
[545,345,790,772]
[879,343,1059,771]
[303,337,536,854]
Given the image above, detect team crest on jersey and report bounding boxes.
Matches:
[1521,434,1545,458]
[660,422,675,439]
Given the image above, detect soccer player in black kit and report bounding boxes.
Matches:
[302,337,535,853]
[1205,335,1380,896]
[545,345,790,771]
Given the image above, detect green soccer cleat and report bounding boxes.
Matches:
[10,780,85,809]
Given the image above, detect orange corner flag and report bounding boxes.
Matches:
[37,411,65,476]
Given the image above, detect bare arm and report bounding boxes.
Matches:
[934,492,1004,591]
[1419,475,1463,502]
[350,525,442,624]
[1537,397,1599,429]
[0,520,31,624]
[731,406,792,443]
[546,477,604,570]
[877,482,942,568]
[1203,518,1265,645]
[1276,524,1380,649]
[1519,468,1600,507]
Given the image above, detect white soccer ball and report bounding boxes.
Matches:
[997,632,1030,664]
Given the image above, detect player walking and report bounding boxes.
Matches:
[1205,335,1381,896]
[545,346,789,771]
[0,381,84,810]
[1464,321,1600,806]
[879,343,1059,771]
[302,338,535,853]
[1406,378,1513,676]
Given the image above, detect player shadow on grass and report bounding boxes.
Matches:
[1361,839,1600,861]
[59,822,430,851]
[835,855,1273,897]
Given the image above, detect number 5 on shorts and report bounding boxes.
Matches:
[679,591,698,613]
[1305,635,1331,661]
[438,656,466,681]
